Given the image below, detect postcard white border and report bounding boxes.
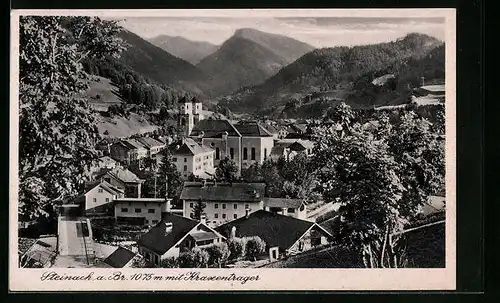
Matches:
[9,8,456,292]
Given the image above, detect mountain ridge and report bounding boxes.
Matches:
[148,34,219,65]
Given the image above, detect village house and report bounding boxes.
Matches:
[109,139,148,165]
[92,166,144,198]
[164,138,215,178]
[285,123,309,139]
[234,121,275,169]
[261,123,280,140]
[75,181,125,216]
[272,139,315,161]
[180,181,266,227]
[263,197,308,220]
[137,213,225,267]
[114,198,173,226]
[190,119,243,172]
[216,210,333,260]
[136,136,166,158]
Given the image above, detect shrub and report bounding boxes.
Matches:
[178,247,209,268]
[227,237,246,261]
[245,236,266,261]
[204,242,230,268]
[160,257,178,268]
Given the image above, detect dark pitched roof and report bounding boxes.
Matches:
[136,137,165,148]
[263,197,304,209]
[270,146,286,156]
[288,140,315,151]
[234,122,273,137]
[180,182,266,202]
[137,213,199,255]
[261,123,279,135]
[190,119,241,137]
[94,167,143,184]
[103,247,136,268]
[168,138,213,156]
[216,210,320,251]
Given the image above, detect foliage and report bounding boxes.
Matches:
[215,157,239,183]
[192,200,206,221]
[154,148,183,206]
[245,236,266,261]
[19,16,125,220]
[160,257,178,268]
[204,242,230,267]
[227,237,247,261]
[309,103,444,268]
[178,247,209,268]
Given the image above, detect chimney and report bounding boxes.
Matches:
[245,208,250,219]
[200,213,207,225]
[165,221,173,234]
[222,131,228,140]
[420,76,425,87]
[202,179,207,188]
[198,131,204,141]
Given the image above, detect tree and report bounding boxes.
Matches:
[245,236,266,261]
[241,163,262,182]
[155,148,183,206]
[19,16,125,221]
[192,200,206,221]
[178,247,209,268]
[215,157,239,183]
[227,237,246,261]
[310,104,444,268]
[204,242,230,268]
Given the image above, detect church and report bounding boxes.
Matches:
[176,97,275,175]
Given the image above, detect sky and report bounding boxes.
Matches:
[119,16,446,48]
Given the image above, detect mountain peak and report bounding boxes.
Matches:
[234,28,263,36]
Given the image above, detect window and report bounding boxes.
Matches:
[98,188,103,193]
[264,148,267,160]
[190,202,194,208]
[183,165,187,171]
[121,208,128,212]
[243,148,248,160]
[288,208,296,213]
[184,158,187,162]
[215,203,219,209]
[234,214,238,219]
[154,254,160,265]
[230,148,234,159]
[148,209,155,214]
[222,214,226,219]
[214,213,219,219]
[93,198,97,203]
[173,157,177,162]
[215,147,220,160]
[104,178,111,183]
[245,204,249,209]
[190,213,194,219]
[152,220,158,224]
[251,148,256,160]
[105,198,109,202]
[234,204,238,209]
[135,208,142,213]
[222,203,226,209]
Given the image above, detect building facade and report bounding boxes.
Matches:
[114,198,172,226]
[167,138,215,178]
[180,181,266,227]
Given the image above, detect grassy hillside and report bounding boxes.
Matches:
[96,112,160,138]
[219,33,444,115]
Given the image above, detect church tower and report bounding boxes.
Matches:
[178,96,204,137]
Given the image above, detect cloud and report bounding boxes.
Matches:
[119,16,445,48]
